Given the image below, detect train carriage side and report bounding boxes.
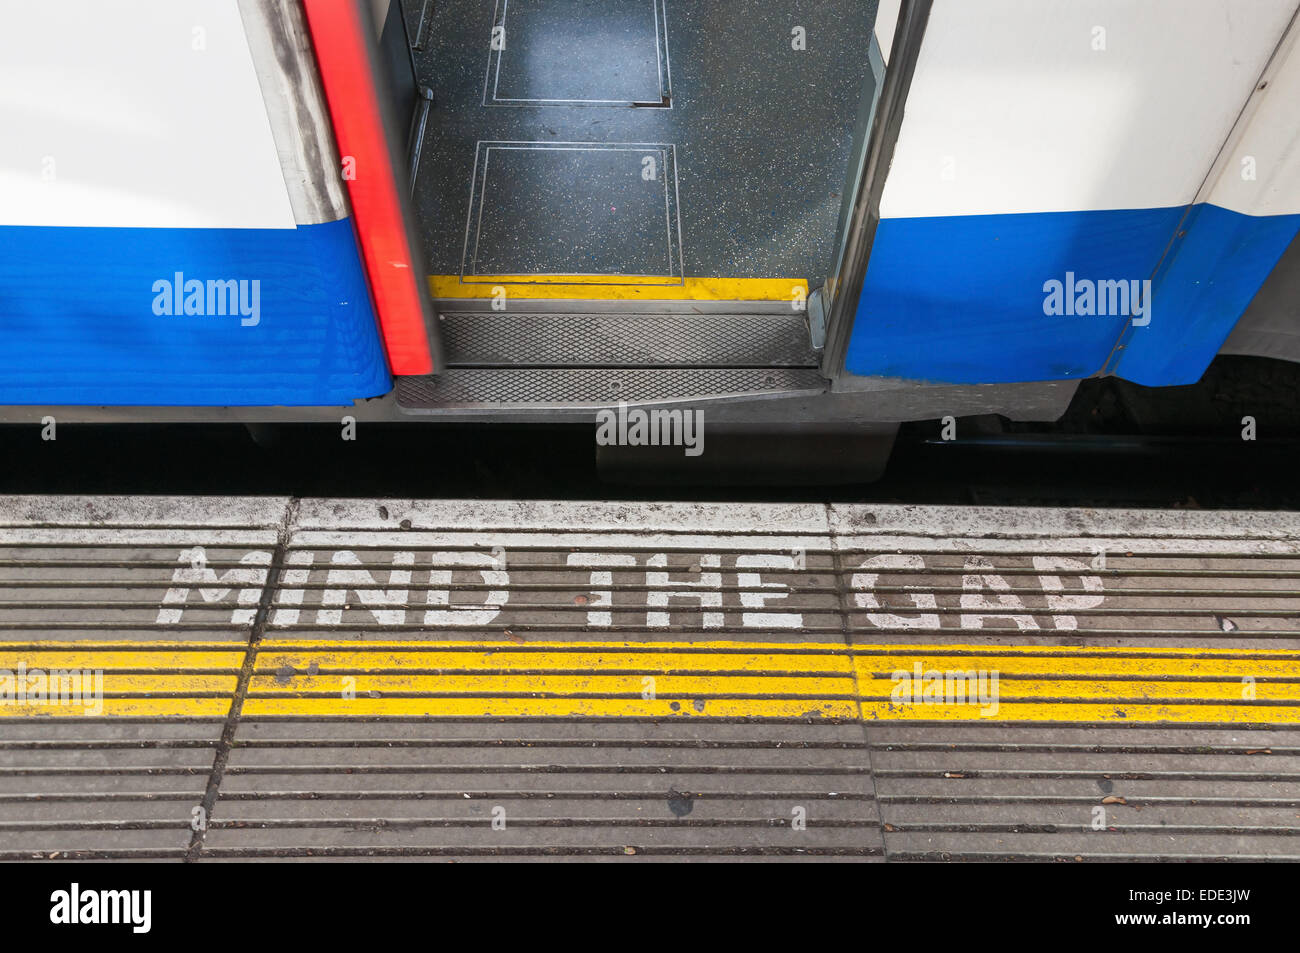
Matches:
[0,0,1297,475]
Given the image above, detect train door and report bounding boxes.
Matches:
[825,0,1300,392]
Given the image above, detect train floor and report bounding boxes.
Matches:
[408,0,874,293]
[1,496,1297,861]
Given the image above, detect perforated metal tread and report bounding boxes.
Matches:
[395,367,827,410]
[437,312,820,368]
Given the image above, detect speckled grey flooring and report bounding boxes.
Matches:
[465,142,681,278]
[407,0,877,284]
[486,0,668,105]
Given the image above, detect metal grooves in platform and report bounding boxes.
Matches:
[0,721,221,860]
[2,497,1300,861]
[209,720,881,860]
[871,722,1300,862]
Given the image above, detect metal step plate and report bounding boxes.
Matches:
[396,367,827,410]
[437,312,820,368]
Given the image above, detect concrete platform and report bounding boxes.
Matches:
[0,497,1297,860]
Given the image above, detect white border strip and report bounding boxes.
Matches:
[1,498,1298,543]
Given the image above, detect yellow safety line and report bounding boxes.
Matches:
[851,654,1300,678]
[0,651,244,668]
[856,676,1300,701]
[255,647,853,673]
[858,703,1296,724]
[240,698,858,719]
[0,698,235,718]
[253,639,1300,657]
[0,641,1297,722]
[429,275,807,302]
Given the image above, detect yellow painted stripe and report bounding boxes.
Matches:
[259,639,1300,657]
[0,641,246,648]
[239,697,856,719]
[0,643,245,718]
[2,641,1298,722]
[256,647,1298,678]
[2,674,240,692]
[429,275,807,302]
[853,655,1300,678]
[0,651,244,669]
[242,642,1300,722]
[256,648,851,673]
[858,677,1300,702]
[0,698,233,717]
[251,673,852,695]
[859,702,1298,724]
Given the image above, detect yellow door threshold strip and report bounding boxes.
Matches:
[1,641,1297,724]
[430,275,807,302]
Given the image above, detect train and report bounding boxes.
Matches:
[2,0,1297,479]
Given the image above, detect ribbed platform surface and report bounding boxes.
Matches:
[1,497,1298,861]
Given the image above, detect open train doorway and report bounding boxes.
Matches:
[385,0,886,411]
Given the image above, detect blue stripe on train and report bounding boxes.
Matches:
[844,204,1300,387]
[0,218,391,405]
[1113,203,1300,385]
